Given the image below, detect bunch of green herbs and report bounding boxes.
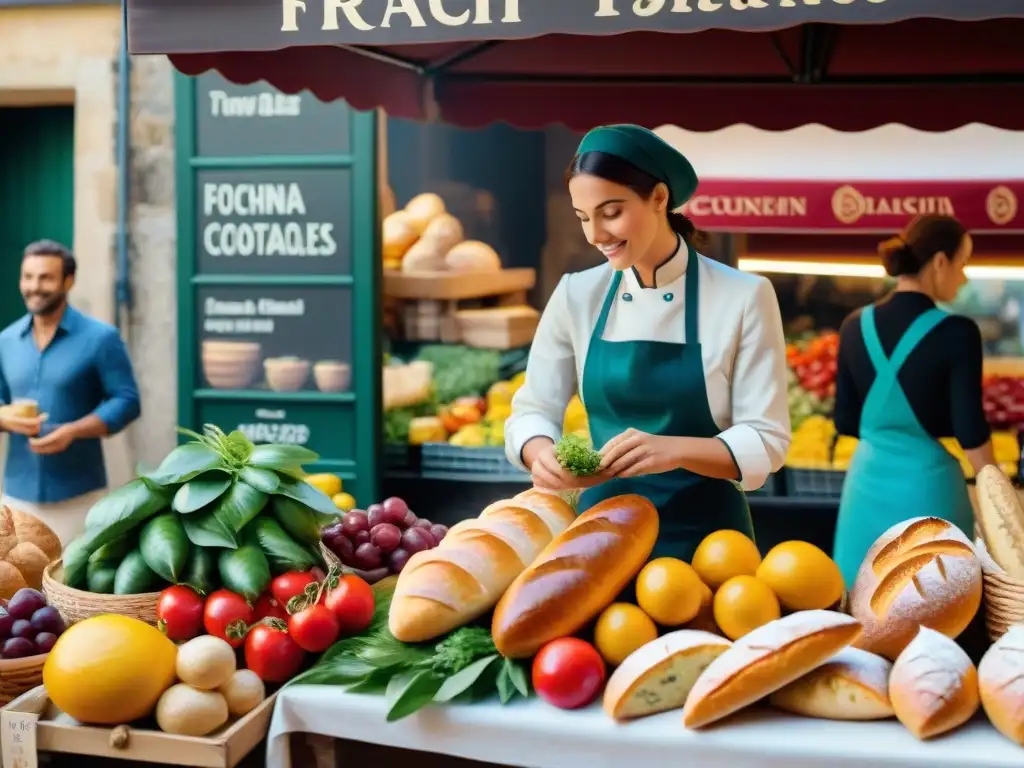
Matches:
[555,433,602,477]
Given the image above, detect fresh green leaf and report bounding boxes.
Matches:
[496,664,516,704]
[345,668,395,694]
[139,513,190,582]
[65,479,171,586]
[245,517,319,574]
[249,444,319,471]
[88,533,135,566]
[239,466,280,494]
[287,656,379,688]
[505,658,531,698]
[212,480,268,533]
[274,475,338,517]
[217,542,271,601]
[172,473,232,514]
[181,547,220,594]
[433,655,499,703]
[146,443,223,485]
[467,658,503,701]
[182,508,238,549]
[386,670,444,722]
[270,496,322,545]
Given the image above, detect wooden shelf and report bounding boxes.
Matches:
[383,267,536,300]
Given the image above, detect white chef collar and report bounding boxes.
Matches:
[627,235,687,289]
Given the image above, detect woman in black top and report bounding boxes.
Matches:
[832,214,995,588]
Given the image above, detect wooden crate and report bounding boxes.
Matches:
[1,687,277,768]
[383,268,535,300]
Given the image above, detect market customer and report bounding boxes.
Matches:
[505,124,791,561]
[0,240,141,545]
[832,215,994,589]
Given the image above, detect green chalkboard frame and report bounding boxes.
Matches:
[174,72,381,507]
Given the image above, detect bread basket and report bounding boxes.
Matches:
[0,654,47,705]
[42,559,160,628]
[974,537,1024,641]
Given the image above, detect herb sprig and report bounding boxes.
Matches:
[555,434,602,476]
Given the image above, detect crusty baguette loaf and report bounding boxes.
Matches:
[769,647,894,721]
[681,610,862,729]
[603,630,732,721]
[491,494,658,658]
[849,516,981,660]
[388,490,575,643]
[890,626,979,740]
[979,624,1024,746]
[974,465,1024,579]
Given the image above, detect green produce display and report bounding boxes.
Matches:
[555,434,602,477]
[62,424,340,597]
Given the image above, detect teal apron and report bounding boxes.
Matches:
[833,305,975,589]
[577,243,754,562]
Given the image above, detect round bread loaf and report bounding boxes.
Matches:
[769,647,894,721]
[445,240,502,272]
[979,624,1024,746]
[889,626,979,739]
[382,211,419,261]
[849,516,981,661]
[404,192,445,233]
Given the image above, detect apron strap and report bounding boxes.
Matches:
[592,270,622,342]
[860,305,948,378]
[684,242,700,344]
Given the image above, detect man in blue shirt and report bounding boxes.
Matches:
[0,240,141,545]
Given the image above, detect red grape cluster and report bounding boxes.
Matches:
[321,497,448,584]
[0,588,66,658]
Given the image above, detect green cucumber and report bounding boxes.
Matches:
[86,560,117,594]
[270,496,322,546]
[218,542,271,601]
[139,513,190,582]
[89,534,135,566]
[181,547,220,595]
[113,548,162,595]
[247,517,319,575]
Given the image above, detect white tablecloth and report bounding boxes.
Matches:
[267,685,1024,768]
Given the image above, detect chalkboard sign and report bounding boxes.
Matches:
[176,73,381,507]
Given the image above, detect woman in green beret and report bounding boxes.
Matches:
[504,124,792,560]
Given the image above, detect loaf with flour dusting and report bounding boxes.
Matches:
[849,517,981,661]
[681,610,862,729]
[769,647,894,720]
[889,626,979,739]
[388,489,576,643]
[979,624,1024,746]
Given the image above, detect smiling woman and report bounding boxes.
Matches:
[505,124,792,562]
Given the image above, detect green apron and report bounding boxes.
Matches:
[833,305,974,589]
[577,243,754,563]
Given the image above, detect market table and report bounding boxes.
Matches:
[267,686,1023,768]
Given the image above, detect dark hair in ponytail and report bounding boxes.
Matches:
[878,214,968,277]
[566,151,707,250]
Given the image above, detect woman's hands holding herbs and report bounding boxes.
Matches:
[598,428,683,478]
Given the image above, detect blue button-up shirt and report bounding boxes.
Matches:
[0,306,141,503]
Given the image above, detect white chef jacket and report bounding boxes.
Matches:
[505,246,792,492]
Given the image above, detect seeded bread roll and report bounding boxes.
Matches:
[849,516,982,660]
[769,647,894,721]
[889,626,979,740]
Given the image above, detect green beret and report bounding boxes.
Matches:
[576,124,698,209]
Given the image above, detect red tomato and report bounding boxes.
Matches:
[244,621,306,683]
[324,575,375,635]
[156,585,205,642]
[288,604,340,652]
[271,571,319,610]
[253,594,288,623]
[532,638,606,710]
[203,589,254,649]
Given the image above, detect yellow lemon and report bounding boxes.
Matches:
[635,558,705,626]
[712,575,781,641]
[691,530,762,589]
[756,540,844,611]
[594,603,658,666]
[332,492,357,512]
[305,473,342,498]
[44,614,178,724]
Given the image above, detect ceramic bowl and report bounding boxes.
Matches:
[313,361,352,393]
[264,357,311,392]
[201,341,261,389]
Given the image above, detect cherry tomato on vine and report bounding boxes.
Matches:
[244,620,305,682]
[325,574,375,635]
[203,589,254,649]
[156,585,205,642]
[271,571,318,608]
[288,604,340,652]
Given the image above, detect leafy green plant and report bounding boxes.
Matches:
[555,434,602,477]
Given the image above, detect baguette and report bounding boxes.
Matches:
[603,630,732,721]
[769,647,894,721]
[978,624,1024,746]
[388,490,575,643]
[849,516,981,660]
[681,610,862,729]
[491,494,659,659]
[889,626,979,740]
[974,464,1024,579]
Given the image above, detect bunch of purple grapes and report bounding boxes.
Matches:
[321,496,448,583]
[0,588,66,658]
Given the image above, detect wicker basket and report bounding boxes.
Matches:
[975,538,1024,642]
[0,654,46,705]
[42,559,161,628]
